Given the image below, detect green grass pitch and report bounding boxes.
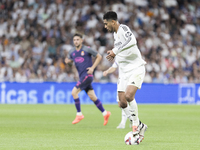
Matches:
[0,104,200,150]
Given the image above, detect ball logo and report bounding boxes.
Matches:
[81,51,84,56]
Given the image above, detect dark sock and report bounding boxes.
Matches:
[94,99,105,113]
[74,98,81,112]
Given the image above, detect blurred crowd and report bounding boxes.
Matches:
[0,0,200,83]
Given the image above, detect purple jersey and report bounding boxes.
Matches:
[69,45,98,80]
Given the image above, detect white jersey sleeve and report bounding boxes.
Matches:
[112,24,136,55]
[112,24,146,73]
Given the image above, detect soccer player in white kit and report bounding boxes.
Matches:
[103,11,147,144]
[103,61,128,129]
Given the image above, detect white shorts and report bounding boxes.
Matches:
[117,65,145,92]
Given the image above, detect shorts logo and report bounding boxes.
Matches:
[81,51,84,56]
[131,81,135,84]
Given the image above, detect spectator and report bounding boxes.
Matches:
[15,68,27,82]
[47,38,57,58]
[0,0,199,83]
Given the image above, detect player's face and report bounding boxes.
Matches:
[73,36,83,48]
[103,19,115,33]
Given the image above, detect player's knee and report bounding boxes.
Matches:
[125,94,133,102]
[71,91,78,98]
[120,101,127,108]
[88,95,97,101]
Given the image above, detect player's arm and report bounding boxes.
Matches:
[65,49,74,64]
[103,67,117,76]
[112,26,136,55]
[106,50,115,61]
[106,26,136,61]
[103,61,118,76]
[87,53,102,74]
[65,57,73,64]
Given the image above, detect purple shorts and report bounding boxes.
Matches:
[75,75,93,93]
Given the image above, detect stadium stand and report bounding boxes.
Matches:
[0,0,200,83]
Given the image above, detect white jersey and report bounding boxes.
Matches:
[112,24,146,73]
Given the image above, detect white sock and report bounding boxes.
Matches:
[128,99,139,126]
[102,110,107,116]
[122,106,133,123]
[77,112,82,116]
[120,108,127,125]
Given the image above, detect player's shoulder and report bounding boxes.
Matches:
[82,45,90,50]
[119,24,131,32]
[69,47,76,54]
[82,45,95,52]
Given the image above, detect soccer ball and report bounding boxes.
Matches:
[124,131,139,145]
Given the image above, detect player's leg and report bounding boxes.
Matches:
[125,65,147,142]
[72,76,91,118]
[125,84,147,144]
[125,85,140,133]
[116,107,128,129]
[117,76,135,128]
[116,94,128,129]
[118,91,135,126]
[87,89,104,112]
[71,86,82,113]
[87,89,111,126]
[71,86,84,124]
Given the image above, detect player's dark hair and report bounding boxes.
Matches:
[103,11,118,21]
[73,33,83,38]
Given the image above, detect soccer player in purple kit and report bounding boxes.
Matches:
[65,33,111,125]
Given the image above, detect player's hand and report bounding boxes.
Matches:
[65,58,72,64]
[106,50,115,61]
[103,71,108,76]
[87,67,94,74]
